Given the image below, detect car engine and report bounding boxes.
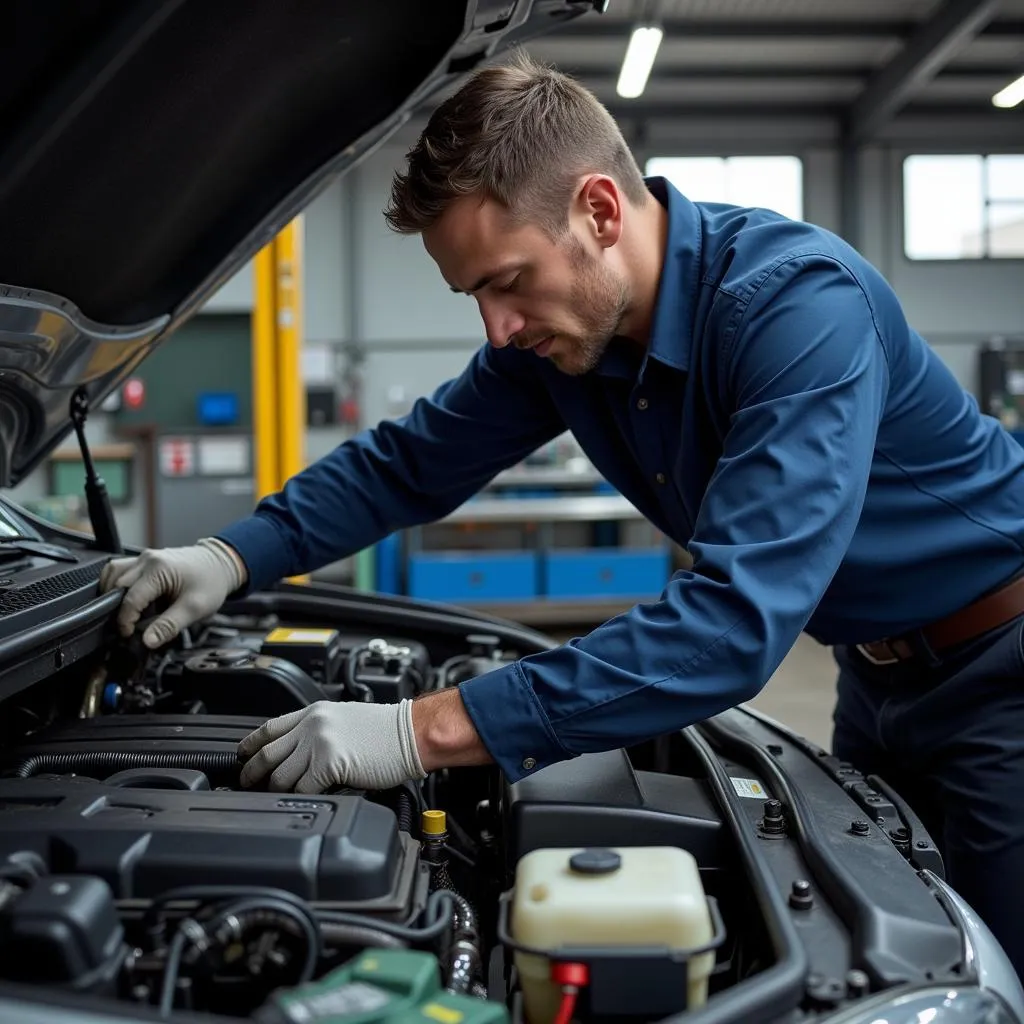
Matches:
[0,584,973,1024]
[0,599,751,1024]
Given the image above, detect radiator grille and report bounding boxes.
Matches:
[0,561,104,617]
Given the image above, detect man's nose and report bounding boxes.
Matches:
[479,299,525,348]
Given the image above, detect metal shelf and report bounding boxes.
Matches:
[487,464,604,488]
[440,494,644,525]
[460,598,640,628]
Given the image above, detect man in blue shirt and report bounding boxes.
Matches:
[102,54,1024,972]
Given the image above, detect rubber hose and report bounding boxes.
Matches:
[317,888,455,942]
[319,923,406,950]
[443,891,483,996]
[203,898,320,984]
[345,648,374,703]
[9,751,239,784]
[395,787,415,834]
[448,891,479,945]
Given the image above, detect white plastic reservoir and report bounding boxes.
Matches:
[511,846,715,1024]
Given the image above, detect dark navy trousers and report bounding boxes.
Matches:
[832,615,1024,980]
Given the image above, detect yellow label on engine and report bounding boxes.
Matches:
[422,1003,464,1024]
[263,627,336,646]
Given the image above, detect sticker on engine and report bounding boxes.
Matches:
[281,982,390,1022]
[265,627,336,645]
[422,1003,465,1024]
[730,777,767,799]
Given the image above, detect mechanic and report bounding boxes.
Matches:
[101,53,1024,976]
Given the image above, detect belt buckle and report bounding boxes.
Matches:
[856,642,900,667]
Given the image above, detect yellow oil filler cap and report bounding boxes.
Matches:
[421,809,447,836]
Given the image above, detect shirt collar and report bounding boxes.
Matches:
[595,176,702,380]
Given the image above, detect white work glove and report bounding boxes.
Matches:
[237,699,426,793]
[99,538,247,649]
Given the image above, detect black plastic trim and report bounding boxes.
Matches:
[698,715,963,987]
[738,704,947,878]
[867,773,946,878]
[661,728,809,1024]
[0,590,120,702]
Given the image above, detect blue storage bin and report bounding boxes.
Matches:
[374,534,402,595]
[408,551,538,603]
[545,547,670,600]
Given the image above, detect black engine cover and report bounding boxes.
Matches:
[0,715,422,917]
[172,650,326,717]
[0,874,126,992]
[0,775,418,910]
[503,748,725,868]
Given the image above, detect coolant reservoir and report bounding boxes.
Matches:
[511,846,715,1024]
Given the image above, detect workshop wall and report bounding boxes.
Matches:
[6,118,1019,556]
[349,134,1022,403]
[852,143,1024,396]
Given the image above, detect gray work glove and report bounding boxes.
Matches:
[99,538,247,649]
[237,699,426,793]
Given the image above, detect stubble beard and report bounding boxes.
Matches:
[551,240,630,376]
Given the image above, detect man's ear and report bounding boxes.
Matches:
[575,175,623,250]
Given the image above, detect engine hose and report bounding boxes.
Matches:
[202,898,320,984]
[317,888,455,943]
[345,648,374,703]
[9,750,239,784]
[443,891,484,997]
[395,787,415,835]
[319,923,406,950]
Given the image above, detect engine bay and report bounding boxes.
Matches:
[0,593,971,1024]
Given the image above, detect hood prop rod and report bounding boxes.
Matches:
[69,388,123,555]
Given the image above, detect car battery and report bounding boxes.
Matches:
[260,627,347,687]
[256,948,508,1024]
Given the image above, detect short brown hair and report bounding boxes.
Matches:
[384,50,648,236]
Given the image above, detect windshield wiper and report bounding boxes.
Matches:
[0,535,79,563]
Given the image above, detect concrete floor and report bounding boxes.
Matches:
[746,634,839,749]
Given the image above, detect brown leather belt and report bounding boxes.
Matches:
[856,572,1024,666]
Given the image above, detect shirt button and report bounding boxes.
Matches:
[522,757,537,771]
[637,397,649,411]
[655,472,666,485]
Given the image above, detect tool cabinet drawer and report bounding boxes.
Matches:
[408,551,538,602]
[545,548,669,600]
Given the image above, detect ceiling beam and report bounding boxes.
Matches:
[552,66,1023,84]
[844,0,1003,144]
[598,101,1020,122]
[405,98,1023,144]
[553,18,1024,41]
[413,96,846,119]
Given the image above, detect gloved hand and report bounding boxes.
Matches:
[237,699,426,793]
[99,538,247,649]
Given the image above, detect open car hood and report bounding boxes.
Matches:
[0,0,598,489]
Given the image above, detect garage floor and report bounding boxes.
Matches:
[746,634,838,750]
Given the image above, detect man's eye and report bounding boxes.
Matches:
[499,275,520,293]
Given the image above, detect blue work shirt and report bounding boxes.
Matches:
[218,177,1024,783]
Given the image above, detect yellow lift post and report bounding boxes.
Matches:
[252,218,308,582]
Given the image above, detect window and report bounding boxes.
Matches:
[903,154,1024,260]
[645,156,803,220]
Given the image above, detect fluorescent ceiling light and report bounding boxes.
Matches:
[616,25,663,99]
[992,72,1024,108]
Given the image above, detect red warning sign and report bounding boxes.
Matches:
[159,438,195,477]
[123,378,145,410]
